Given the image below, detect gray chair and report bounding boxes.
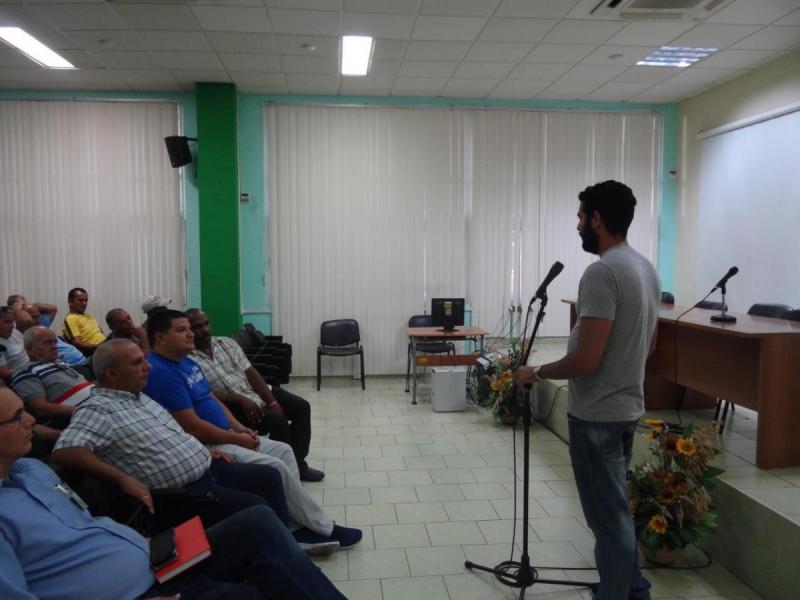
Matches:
[661,291,675,304]
[747,303,793,319]
[785,309,800,322]
[317,319,365,391]
[695,300,727,311]
[405,314,456,393]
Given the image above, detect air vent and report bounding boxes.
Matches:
[589,0,733,21]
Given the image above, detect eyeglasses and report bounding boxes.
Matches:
[0,408,25,427]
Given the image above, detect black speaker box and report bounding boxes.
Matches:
[164,136,193,168]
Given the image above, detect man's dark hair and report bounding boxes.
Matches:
[184,308,201,318]
[578,180,637,237]
[6,294,23,306]
[105,308,125,329]
[67,287,88,301]
[147,309,188,347]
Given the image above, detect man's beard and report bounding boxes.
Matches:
[580,226,599,255]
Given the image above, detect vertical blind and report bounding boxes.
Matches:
[0,99,185,329]
[268,105,661,376]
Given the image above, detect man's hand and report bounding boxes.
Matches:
[265,400,284,416]
[117,474,154,514]
[234,394,266,425]
[515,366,541,390]
[209,449,235,463]
[232,431,260,451]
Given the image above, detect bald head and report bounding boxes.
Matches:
[23,326,58,362]
[93,339,151,393]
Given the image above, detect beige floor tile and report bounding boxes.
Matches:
[348,548,411,580]
[490,498,548,520]
[388,469,434,486]
[346,503,398,526]
[346,471,390,488]
[538,496,585,518]
[333,578,382,600]
[403,455,447,470]
[380,575,449,600]
[324,487,371,506]
[418,443,459,456]
[365,457,408,472]
[325,458,366,473]
[444,454,488,469]
[426,521,487,546]
[415,484,466,502]
[370,485,418,504]
[530,517,594,541]
[395,501,449,524]
[405,545,467,576]
[310,550,348,581]
[373,523,430,549]
[460,482,511,500]
[430,468,477,484]
[443,499,500,521]
[343,445,383,458]
[380,444,422,457]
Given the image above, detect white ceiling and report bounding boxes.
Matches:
[0,0,798,103]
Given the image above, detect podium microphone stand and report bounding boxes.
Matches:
[464,290,597,597]
[710,284,737,323]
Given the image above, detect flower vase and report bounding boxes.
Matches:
[639,543,683,566]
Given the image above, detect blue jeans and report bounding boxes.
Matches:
[568,415,651,600]
[145,505,347,599]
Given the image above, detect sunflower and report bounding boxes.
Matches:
[657,487,678,505]
[645,418,665,427]
[647,515,668,534]
[676,438,697,456]
[651,469,674,482]
[663,435,679,452]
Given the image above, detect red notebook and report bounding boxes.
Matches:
[154,516,212,583]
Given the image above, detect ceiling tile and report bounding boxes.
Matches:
[479,17,557,43]
[91,51,160,70]
[112,4,199,31]
[185,0,264,5]
[273,35,339,56]
[644,80,713,98]
[670,24,761,49]
[412,16,486,41]
[612,66,681,85]
[170,70,232,84]
[540,79,601,96]
[58,68,124,85]
[455,61,516,78]
[404,40,470,60]
[31,3,129,30]
[443,77,499,96]
[268,9,341,36]
[56,50,101,69]
[465,42,534,62]
[776,8,800,25]
[343,12,416,39]
[341,59,398,89]
[265,0,342,9]
[64,31,146,52]
[542,19,626,45]
[152,51,224,70]
[287,73,340,93]
[732,26,800,50]
[136,31,215,52]
[0,67,61,84]
[496,0,578,19]
[588,81,650,96]
[219,53,282,72]
[130,82,183,92]
[606,22,695,47]
[694,48,777,69]
[345,0,421,14]
[398,60,458,77]
[206,32,276,54]
[626,91,678,104]
[111,69,178,85]
[560,63,627,82]
[0,49,38,69]
[373,39,408,60]
[664,67,742,85]
[489,78,551,98]
[508,62,571,79]
[420,0,500,17]
[392,76,447,92]
[708,0,799,25]
[340,80,393,95]
[524,43,595,63]
[281,54,338,74]
[230,71,288,88]
[581,45,658,66]
[190,5,270,33]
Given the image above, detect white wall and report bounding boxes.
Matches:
[676,50,800,304]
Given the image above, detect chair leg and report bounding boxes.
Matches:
[316,351,321,391]
[713,398,723,422]
[360,350,365,390]
[405,346,411,393]
[719,400,732,434]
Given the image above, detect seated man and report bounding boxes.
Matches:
[7,296,87,368]
[187,308,323,482]
[61,287,106,355]
[144,310,361,550]
[0,385,348,600]
[106,307,150,353]
[0,307,28,378]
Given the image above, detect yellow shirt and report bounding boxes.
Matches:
[62,313,107,346]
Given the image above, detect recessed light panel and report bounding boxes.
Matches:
[637,45,717,67]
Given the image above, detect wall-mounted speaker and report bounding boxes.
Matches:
[164,136,195,168]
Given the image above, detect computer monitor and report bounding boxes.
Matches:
[431,298,465,332]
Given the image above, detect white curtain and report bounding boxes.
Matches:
[0,99,185,329]
[268,105,660,375]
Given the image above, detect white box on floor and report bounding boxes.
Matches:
[430,367,467,412]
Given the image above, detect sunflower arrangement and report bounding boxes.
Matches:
[629,420,724,558]
[479,354,521,419]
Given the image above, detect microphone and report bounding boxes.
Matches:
[711,266,739,292]
[533,261,565,302]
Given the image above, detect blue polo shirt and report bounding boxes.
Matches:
[144,353,229,430]
[0,459,153,600]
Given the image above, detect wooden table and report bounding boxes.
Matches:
[564,300,800,468]
[405,326,489,405]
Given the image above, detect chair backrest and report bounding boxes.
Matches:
[747,303,793,319]
[661,291,675,304]
[408,314,433,328]
[320,319,360,347]
[783,309,800,322]
[695,300,727,311]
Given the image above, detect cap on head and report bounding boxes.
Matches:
[141,295,172,314]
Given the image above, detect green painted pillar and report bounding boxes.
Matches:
[196,83,240,335]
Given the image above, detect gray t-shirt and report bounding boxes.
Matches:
[567,242,660,422]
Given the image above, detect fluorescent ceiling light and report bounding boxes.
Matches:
[341,35,373,76]
[0,27,75,69]
[637,46,717,67]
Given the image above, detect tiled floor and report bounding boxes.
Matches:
[283,356,763,600]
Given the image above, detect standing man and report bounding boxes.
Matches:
[517,180,659,600]
[61,288,106,355]
[186,308,323,482]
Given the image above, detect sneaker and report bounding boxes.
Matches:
[300,466,325,482]
[329,523,363,548]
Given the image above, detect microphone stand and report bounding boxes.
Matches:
[465,290,597,597]
[710,284,736,323]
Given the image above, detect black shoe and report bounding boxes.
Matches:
[300,466,325,482]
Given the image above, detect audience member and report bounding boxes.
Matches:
[0,385,348,599]
[61,287,106,355]
[6,294,57,333]
[141,295,172,329]
[8,298,87,368]
[187,308,323,482]
[106,308,150,353]
[144,310,361,550]
[0,306,28,375]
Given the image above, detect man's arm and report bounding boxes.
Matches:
[50,446,154,513]
[243,367,282,414]
[28,395,75,420]
[133,326,151,354]
[170,406,258,450]
[213,389,266,424]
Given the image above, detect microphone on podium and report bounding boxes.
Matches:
[532,261,565,304]
[710,266,739,293]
